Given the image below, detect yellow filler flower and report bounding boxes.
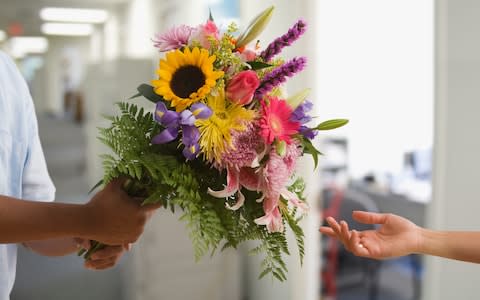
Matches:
[152,47,223,112]
[196,89,255,162]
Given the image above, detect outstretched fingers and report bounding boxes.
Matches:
[325,217,342,237]
[319,226,337,238]
[352,211,388,225]
[321,217,373,258]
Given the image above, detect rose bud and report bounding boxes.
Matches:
[226,70,260,105]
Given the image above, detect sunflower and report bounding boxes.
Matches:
[152,47,224,112]
[196,89,255,162]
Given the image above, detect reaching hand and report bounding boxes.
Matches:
[319,211,422,259]
[77,239,130,270]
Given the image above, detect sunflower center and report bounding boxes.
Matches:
[170,65,206,99]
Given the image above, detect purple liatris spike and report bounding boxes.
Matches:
[254,57,307,100]
[260,19,307,62]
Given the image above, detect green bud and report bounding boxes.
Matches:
[276,140,287,157]
[236,6,275,48]
[315,119,349,131]
[286,88,311,109]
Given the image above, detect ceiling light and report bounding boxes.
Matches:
[0,30,6,42]
[40,7,108,24]
[8,37,49,58]
[42,23,94,36]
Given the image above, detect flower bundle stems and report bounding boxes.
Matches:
[254,57,307,100]
[260,19,307,62]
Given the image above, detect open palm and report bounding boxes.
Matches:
[320,211,421,259]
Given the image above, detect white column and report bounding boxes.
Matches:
[123,0,156,59]
[423,0,480,299]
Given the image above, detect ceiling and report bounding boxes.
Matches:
[0,0,131,37]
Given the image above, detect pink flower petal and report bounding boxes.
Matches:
[281,188,309,214]
[207,168,239,198]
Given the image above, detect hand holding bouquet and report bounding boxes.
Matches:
[80,6,347,281]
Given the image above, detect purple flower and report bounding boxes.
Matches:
[153,25,193,52]
[182,125,200,146]
[290,100,317,140]
[190,103,212,119]
[260,19,307,62]
[152,127,178,144]
[179,110,195,126]
[181,125,201,160]
[182,143,200,160]
[299,126,317,140]
[155,102,179,127]
[291,100,313,124]
[152,102,211,160]
[254,57,307,100]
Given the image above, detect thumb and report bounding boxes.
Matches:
[140,201,162,212]
[352,211,388,225]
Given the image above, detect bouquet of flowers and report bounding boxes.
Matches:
[79,6,347,281]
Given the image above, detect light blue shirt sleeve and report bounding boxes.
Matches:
[0,50,55,201]
[21,104,56,202]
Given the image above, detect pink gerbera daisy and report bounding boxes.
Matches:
[259,97,300,145]
[153,25,193,52]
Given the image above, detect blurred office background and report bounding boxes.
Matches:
[1,0,479,299]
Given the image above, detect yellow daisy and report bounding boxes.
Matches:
[196,89,256,162]
[152,47,224,112]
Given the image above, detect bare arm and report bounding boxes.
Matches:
[320,211,480,263]
[0,179,160,246]
[419,229,480,263]
[0,195,92,243]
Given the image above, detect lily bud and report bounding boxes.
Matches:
[236,6,275,48]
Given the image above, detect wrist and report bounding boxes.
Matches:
[75,203,97,239]
[416,226,435,255]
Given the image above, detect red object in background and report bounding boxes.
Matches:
[321,187,344,300]
[7,22,24,36]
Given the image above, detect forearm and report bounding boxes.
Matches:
[24,238,78,257]
[419,229,480,263]
[0,195,92,243]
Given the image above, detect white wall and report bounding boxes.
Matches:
[316,0,434,179]
[423,0,480,299]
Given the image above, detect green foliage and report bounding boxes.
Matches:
[247,61,273,70]
[130,84,166,104]
[95,101,307,281]
[301,136,323,169]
